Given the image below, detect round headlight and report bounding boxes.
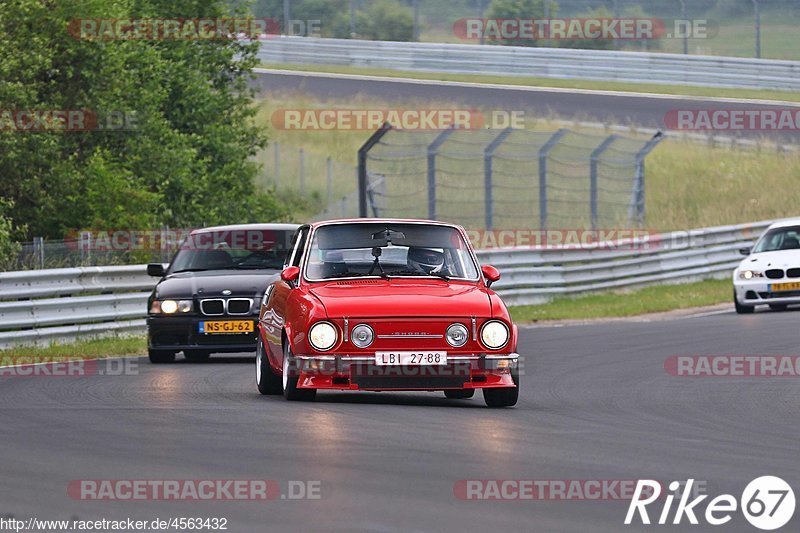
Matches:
[446,323,469,347]
[743,270,753,279]
[480,320,509,350]
[308,322,337,351]
[160,299,178,314]
[351,324,374,348]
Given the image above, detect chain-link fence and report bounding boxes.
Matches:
[358,126,663,230]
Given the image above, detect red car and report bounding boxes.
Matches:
[255,219,520,407]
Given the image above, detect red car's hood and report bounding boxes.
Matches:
[307,279,492,318]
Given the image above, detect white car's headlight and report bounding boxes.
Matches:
[446,323,469,347]
[150,299,192,314]
[480,320,509,350]
[351,324,374,348]
[738,270,763,280]
[309,322,337,351]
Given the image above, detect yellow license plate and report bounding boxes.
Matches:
[770,282,800,292]
[199,320,254,334]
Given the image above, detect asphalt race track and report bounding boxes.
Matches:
[1,308,798,532]
[252,69,800,143]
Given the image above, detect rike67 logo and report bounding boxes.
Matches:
[626,477,795,530]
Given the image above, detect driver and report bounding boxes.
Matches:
[406,247,445,274]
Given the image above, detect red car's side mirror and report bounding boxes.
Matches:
[482,265,500,287]
[281,266,300,285]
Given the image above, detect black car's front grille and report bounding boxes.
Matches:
[787,268,800,278]
[765,269,784,279]
[200,299,224,316]
[227,298,252,315]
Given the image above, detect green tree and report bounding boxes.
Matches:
[485,0,558,47]
[0,0,285,240]
[331,0,414,41]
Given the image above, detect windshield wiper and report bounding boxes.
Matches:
[170,268,207,274]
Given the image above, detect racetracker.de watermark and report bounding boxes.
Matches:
[664,109,800,131]
[454,479,661,501]
[0,110,138,132]
[270,109,526,131]
[665,355,800,377]
[0,357,138,378]
[68,18,285,40]
[453,18,716,41]
[67,480,324,500]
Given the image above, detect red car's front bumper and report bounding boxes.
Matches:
[292,354,519,391]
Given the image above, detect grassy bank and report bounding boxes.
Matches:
[510,279,730,322]
[0,336,146,361]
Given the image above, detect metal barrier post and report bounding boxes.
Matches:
[357,122,392,218]
[33,237,44,269]
[483,128,513,230]
[630,132,664,225]
[590,135,619,230]
[538,129,568,230]
[426,128,455,220]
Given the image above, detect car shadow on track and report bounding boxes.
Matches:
[258,391,490,408]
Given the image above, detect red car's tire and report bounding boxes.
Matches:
[483,370,519,408]
[282,343,316,402]
[256,337,282,395]
[444,389,475,399]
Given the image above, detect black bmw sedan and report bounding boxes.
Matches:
[146,223,299,363]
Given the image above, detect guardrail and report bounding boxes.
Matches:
[0,266,156,349]
[257,37,800,91]
[0,220,775,348]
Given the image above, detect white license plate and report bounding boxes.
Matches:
[375,351,448,366]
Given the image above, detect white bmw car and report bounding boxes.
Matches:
[733,219,800,314]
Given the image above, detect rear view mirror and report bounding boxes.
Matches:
[281,266,300,285]
[481,265,501,287]
[147,263,166,277]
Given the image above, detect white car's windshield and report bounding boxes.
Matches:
[305,223,479,281]
[753,226,800,253]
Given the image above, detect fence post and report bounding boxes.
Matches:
[79,231,91,265]
[483,128,513,230]
[590,135,619,230]
[326,157,333,205]
[33,236,44,269]
[629,132,664,226]
[426,127,455,220]
[273,142,280,186]
[357,122,392,218]
[679,0,688,54]
[299,148,305,195]
[538,129,568,230]
[753,0,761,58]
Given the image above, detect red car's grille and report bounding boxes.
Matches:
[340,318,480,352]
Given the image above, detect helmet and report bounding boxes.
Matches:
[406,247,444,274]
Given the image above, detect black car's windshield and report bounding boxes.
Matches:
[753,226,800,253]
[168,228,294,273]
[305,223,479,281]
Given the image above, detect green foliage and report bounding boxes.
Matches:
[331,0,414,41]
[0,199,22,269]
[485,0,558,46]
[0,0,285,240]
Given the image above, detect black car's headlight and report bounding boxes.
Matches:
[150,299,193,314]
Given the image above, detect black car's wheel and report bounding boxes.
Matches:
[734,290,754,314]
[282,343,316,402]
[256,337,282,395]
[184,350,211,361]
[444,389,475,399]
[148,349,175,364]
[483,370,519,408]
[769,304,788,311]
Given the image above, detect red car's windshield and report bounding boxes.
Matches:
[305,223,479,281]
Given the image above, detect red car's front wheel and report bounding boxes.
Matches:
[482,370,519,408]
[282,343,316,402]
